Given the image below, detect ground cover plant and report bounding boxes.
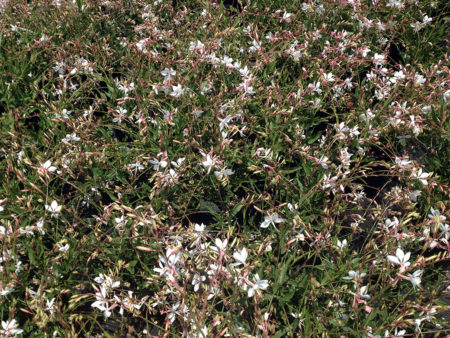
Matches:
[0,0,449,336]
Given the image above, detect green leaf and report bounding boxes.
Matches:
[76,0,84,12]
[303,309,311,335]
[230,204,244,218]
[127,260,138,274]
[27,245,37,266]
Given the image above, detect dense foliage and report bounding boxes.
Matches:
[0,0,449,336]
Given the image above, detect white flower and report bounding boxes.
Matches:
[350,285,370,300]
[0,319,24,336]
[91,286,112,318]
[154,257,172,279]
[189,40,204,52]
[421,105,432,114]
[308,81,322,94]
[41,160,57,173]
[55,109,72,119]
[291,50,302,61]
[170,84,185,98]
[163,247,181,267]
[444,89,450,102]
[201,154,216,174]
[239,66,251,78]
[372,53,385,66]
[171,157,185,168]
[115,80,135,95]
[387,0,405,9]
[214,167,234,181]
[287,203,298,212]
[339,147,353,167]
[410,21,423,32]
[422,15,432,25]
[94,273,120,291]
[318,156,329,169]
[316,4,325,14]
[323,72,335,83]
[128,161,145,172]
[282,11,292,22]
[164,169,179,184]
[167,302,180,323]
[439,223,449,241]
[219,114,233,132]
[393,70,405,81]
[248,273,269,297]
[343,270,366,281]
[291,312,303,319]
[410,270,423,287]
[113,107,128,125]
[192,274,207,292]
[408,190,421,202]
[148,157,168,171]
[428,207,447,223]
[260,214,285,228]
[233,248,248,266]
[384,217,399,229]
[414,74,426,86]
[412,168,430,186]
[254,147,272,160]
[222,55,233,67]
[393,328,406,337]
[194,223,206,232]
[57,243,70,253]
[46,297,56,315]
[115,215,126,226]
[248,39,261,52]
[198,326,208,338]
[242,81,255,96]
[45,200,62,218]
[212,238,228,252]
[337,239,347,250]
[393,157,412,170]
[154,248,182,280]
[0,286,14,297]
[161,67,176,82]
[388,248,411,271]
[136,38,148,52]
[322,173,338,190]
[62,133,80,143]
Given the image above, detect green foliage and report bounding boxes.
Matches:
[0,0,448,336]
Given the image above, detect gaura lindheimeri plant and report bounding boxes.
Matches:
[0,0,448,336]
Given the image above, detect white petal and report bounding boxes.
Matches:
[248,287,255,297]
[240,248,248,262]
[257,280,269,290]
[413,270,423,277]
[396,248,404,261]
[403,252,411,263]
[215,238,222,248]
[260,218,270,228]
[388,255,400,265]
[222,238,228,248]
